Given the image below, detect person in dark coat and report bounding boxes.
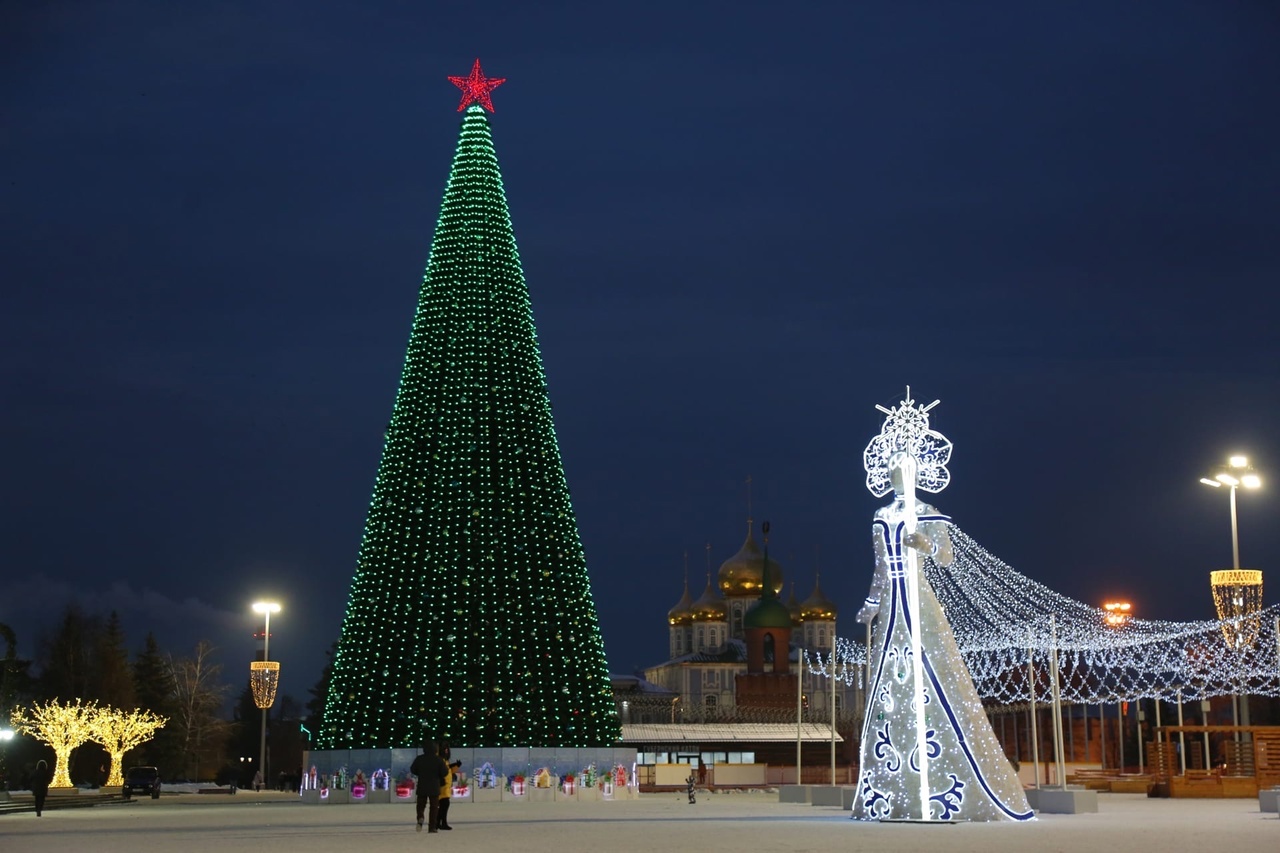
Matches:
[409,742,447,833]
[31,759,52,817]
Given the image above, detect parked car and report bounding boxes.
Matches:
[122,766,161,799]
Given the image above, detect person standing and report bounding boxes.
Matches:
[31,760,51,817]
[409,742,447,833]
[437,745,462,830]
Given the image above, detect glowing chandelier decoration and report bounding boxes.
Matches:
[1210,570,1264,651]
[812,527,1280,704]
[250,660,281,710]
[1103,601,1133,628]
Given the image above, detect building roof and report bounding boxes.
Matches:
[610,674,678,696]
[620,723,842,744]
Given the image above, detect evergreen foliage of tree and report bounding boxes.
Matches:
[133,632,179,771]
[320,105,618,749]
[0,622,34,719]
[304,640,336,742]
[92,611,136,710]
[226,683,260,788]
[39,604,100,702]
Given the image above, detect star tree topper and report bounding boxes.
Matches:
[448,58,506,112]
[862,386,953,498]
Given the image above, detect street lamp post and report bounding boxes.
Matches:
[1102,602,1133,772]
[0,728,14,792]
[1200,455,1262,733]
[251,602,281,787]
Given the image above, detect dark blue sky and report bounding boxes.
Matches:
[3,1,1278,701]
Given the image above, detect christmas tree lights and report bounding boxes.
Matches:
[10,699,100,788]
[88,707,168,786]
[320,70,618,749]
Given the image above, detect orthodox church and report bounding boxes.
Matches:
[616,520,863,778]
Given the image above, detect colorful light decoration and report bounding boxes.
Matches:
[817,527,1280,704]
[1103,601,1133,628]
[87,707,168,787]
[1210,570,1264,651]
[319,77,618,749]
[10,699,101,788]
[250,660,281,709]
[447,58,506,112]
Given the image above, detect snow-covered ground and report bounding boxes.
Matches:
[1,789,1274,851]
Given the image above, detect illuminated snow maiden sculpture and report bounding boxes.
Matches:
[854,392,1033,822]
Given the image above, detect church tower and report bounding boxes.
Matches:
[735,522,797,710]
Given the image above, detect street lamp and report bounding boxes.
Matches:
[1102,601,1133,772]
[0,728,14,792]
[1200,454,1263,733]
[251,601,281,788]
[1199,454,1262,571]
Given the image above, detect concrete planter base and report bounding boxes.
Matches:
[779,785,814,803]
[811,786,856,808]
[1025,786,1098,814]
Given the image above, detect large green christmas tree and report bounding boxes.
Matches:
[319,62,619,749]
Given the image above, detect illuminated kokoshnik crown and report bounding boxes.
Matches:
[863,388,953,498]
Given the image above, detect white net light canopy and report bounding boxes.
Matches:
[818,528,1279,703]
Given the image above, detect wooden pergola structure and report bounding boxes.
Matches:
[1151,725,1280,798]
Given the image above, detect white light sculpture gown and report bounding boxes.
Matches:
[853,394,1033,822]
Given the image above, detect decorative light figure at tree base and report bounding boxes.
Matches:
[853,391,1033,822]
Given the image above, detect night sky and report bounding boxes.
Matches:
[3,2,1278,704]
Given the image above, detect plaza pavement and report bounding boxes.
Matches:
[0,788,1274,852]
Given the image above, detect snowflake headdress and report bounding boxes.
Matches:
[863,389,953,498]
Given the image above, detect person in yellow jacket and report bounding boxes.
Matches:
[437,745,462,830]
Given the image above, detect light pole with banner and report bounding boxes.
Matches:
[251,602,281,786]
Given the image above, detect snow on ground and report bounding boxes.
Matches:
[0,790,1274,852]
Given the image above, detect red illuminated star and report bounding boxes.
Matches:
[447,59,506,112]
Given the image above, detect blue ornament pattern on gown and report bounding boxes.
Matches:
[908,728,941,772]
[930,774,966,820]
[874,723,902,772]
[852,393,1034,822]
[859,770,892,820]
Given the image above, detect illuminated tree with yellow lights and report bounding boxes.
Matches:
[10,698,100,788]
[88,707,168,786]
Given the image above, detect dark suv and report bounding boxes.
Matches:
[122,766,161,799]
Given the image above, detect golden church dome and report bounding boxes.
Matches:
[717,522,785,597]
[667,578,695,626]
[799,574,838,622]
[689,576,728,622]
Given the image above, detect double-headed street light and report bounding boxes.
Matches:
[251,602,281,786]
[1200,455,1263,736]
[1199,454,1262,571]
